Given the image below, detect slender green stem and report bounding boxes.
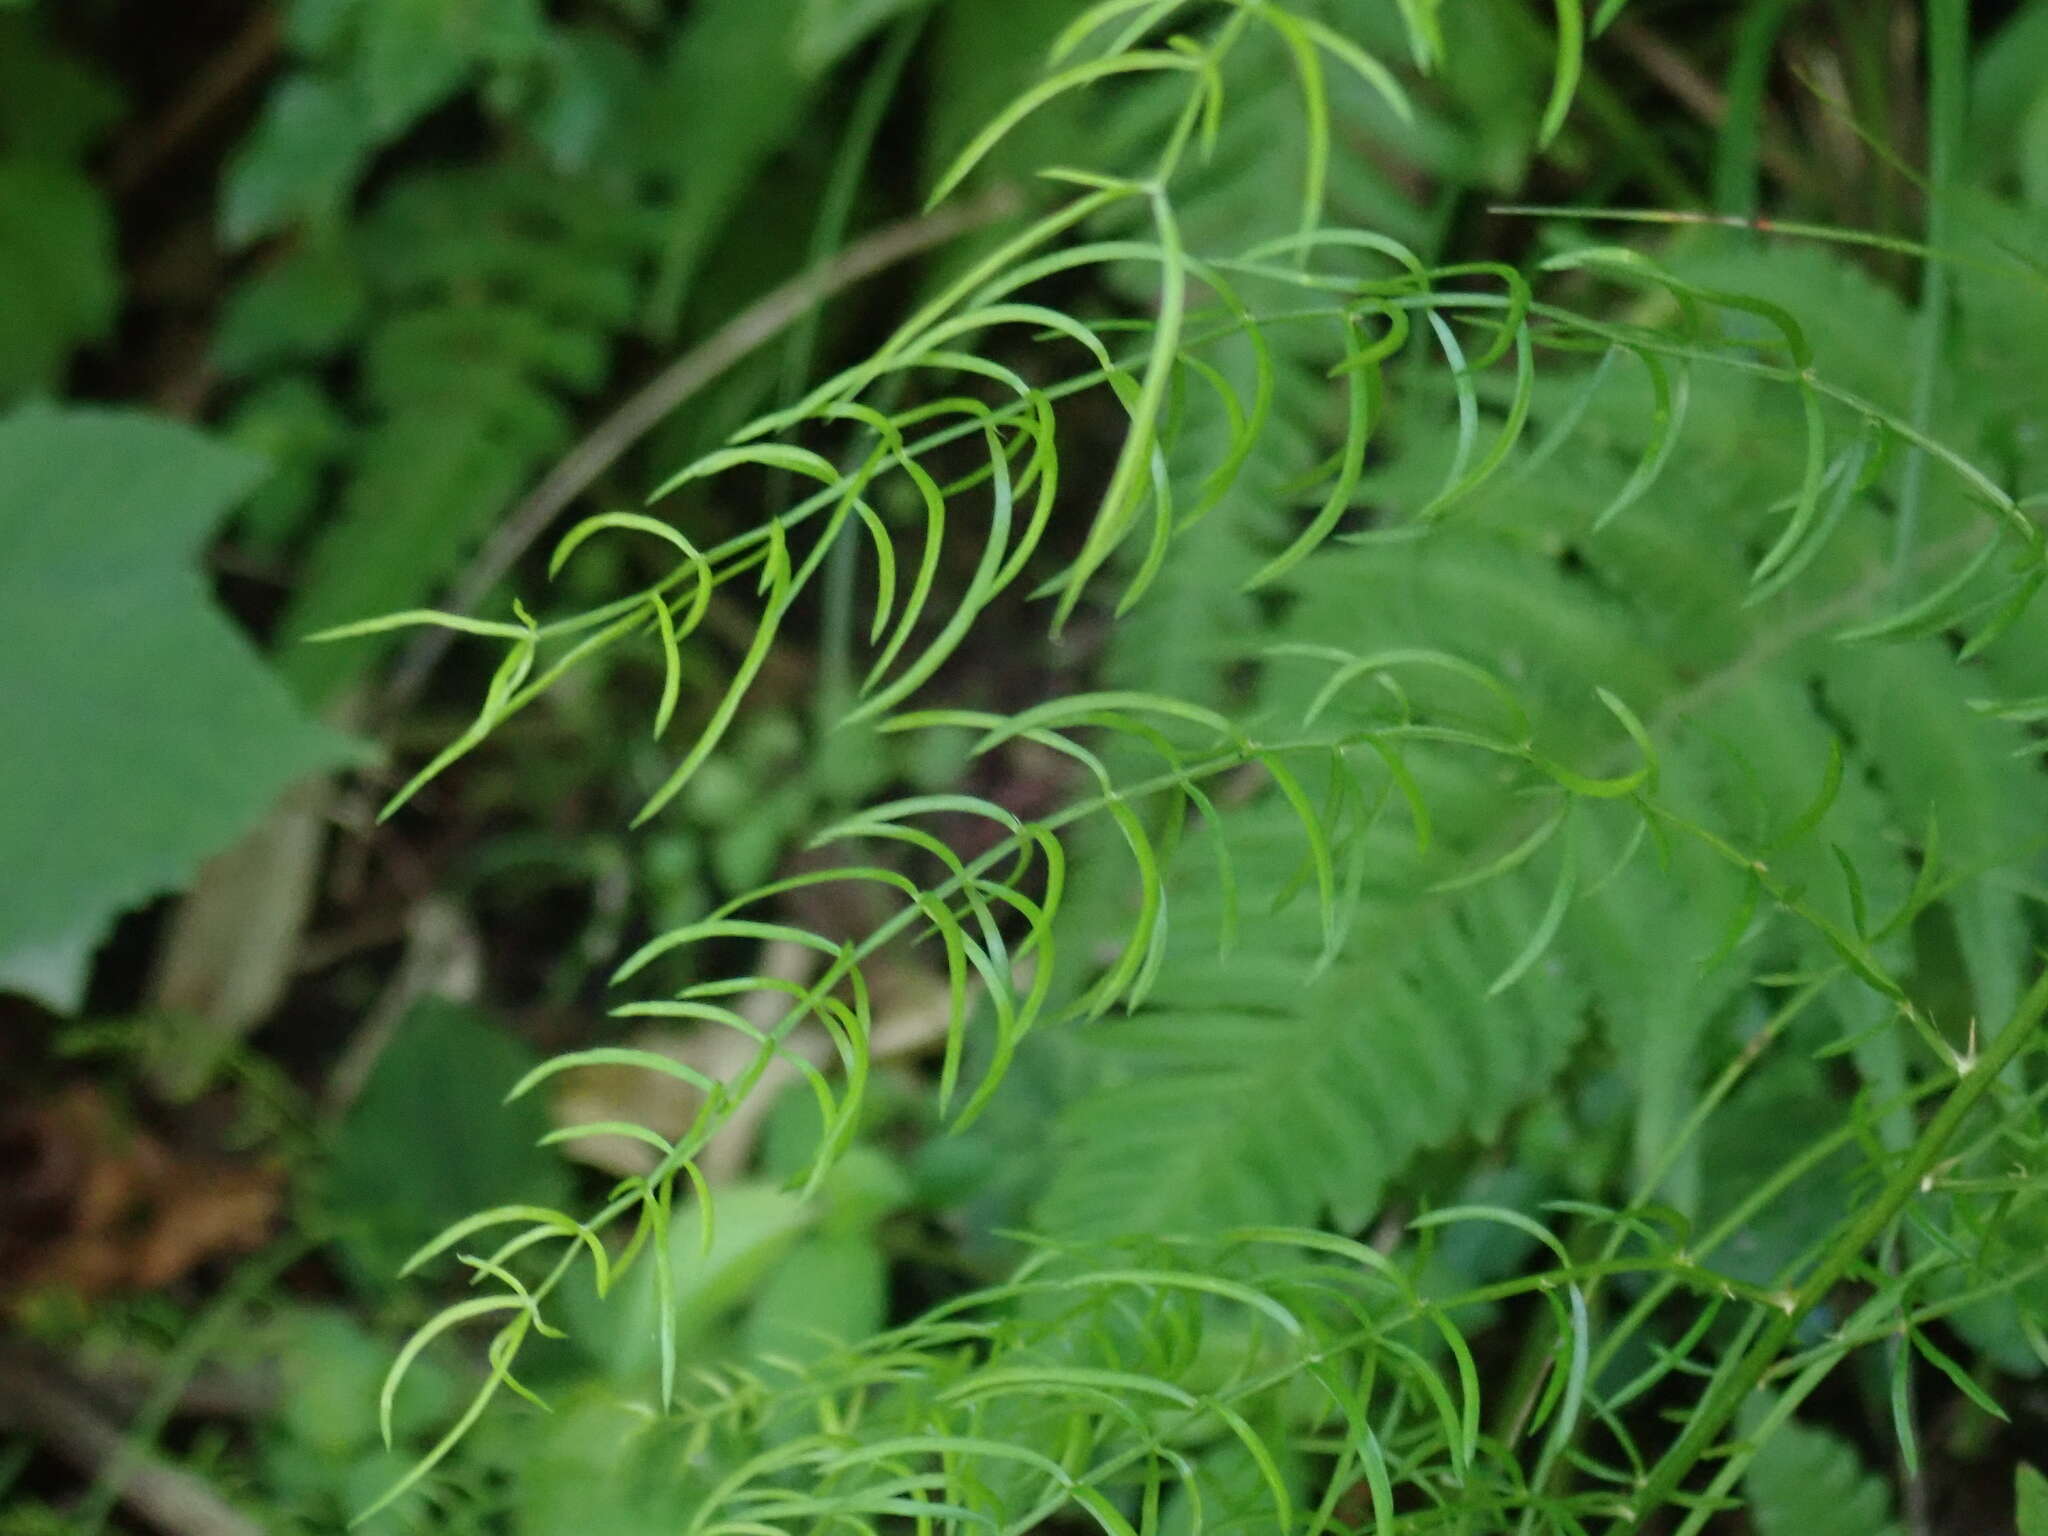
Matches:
[1620,961,2048,1527]
[74,1240,306,1535]
[802,22,922,731]
[1713,0,1803,220]
[1893,0,1968,573]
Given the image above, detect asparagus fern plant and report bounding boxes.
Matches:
[316,1,2048,1528]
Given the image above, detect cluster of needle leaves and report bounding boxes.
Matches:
[316,2,2048,1530]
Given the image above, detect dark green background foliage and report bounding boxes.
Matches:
[3,1,2048,1533]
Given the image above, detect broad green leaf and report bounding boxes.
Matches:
[927,0,1086,192]
[741,1230,886,1363]
[514,1390,675,1536]
[0,408,355,1000]
[212,244,369,376]
[286,0,364,54]
[2022,87,2048,208]
[817,1142,913,1235]
[1973,2,2048,170]
[221,377,352,552]
[222,75,376,244]
[1740,1400,1903,1536]
[562,1181,814,1384]
[315,996,573,1287]
[638,0,824,327]
[353,0,546,135]
[0,160,114,401]
[516,26,643,172]
[0,921,97,1013]
[0,15,121,158]
[272,1307,457,1456]
[794,0,929,73]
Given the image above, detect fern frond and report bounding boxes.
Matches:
[1039,801,1593,1237]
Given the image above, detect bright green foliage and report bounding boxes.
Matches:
[0,408,354,1005]
[211,0,861,705]
[1093,9,1442,706]
[333,0,2048,1525]
[1038,798,1596,1236]
[794,0,927,76]
[257,166,655,700]
[1047,230,2048,1242]
[17,0,2039,1529]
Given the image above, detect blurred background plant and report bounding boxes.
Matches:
[3,1,2048,1532]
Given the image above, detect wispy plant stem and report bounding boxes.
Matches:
[1621,960,2048,1527]
[1893,0,1968,574]
[378,184,1019,718]
[1713,0,1801,220]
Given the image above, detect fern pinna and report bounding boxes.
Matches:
[319,1,2048,1529]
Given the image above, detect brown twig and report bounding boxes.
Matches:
[62,1351,279,1422]
[1606,18,1731,126]
[0,1348,266,1536]
[377,183,1022,718]
[107,8,282,193]
[1606,17,1814,194]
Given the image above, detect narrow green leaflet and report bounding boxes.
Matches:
[793,0,931,75]
[2019,1464,2048,1536]
[0,408,357,1005]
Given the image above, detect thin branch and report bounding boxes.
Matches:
[377,183,1022,718]
[0,1349,266,1536]
[107,8,282,193]
[1606,16,1814,193]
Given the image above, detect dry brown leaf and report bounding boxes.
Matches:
[0,1084,281,1306]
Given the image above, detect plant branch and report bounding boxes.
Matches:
[0,1348,265,1536]
[1620,961,2048,1527]
[377,183,1021,719]
[106,7,282,193]
[1605,16,1813,192]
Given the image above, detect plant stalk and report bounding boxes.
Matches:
[1619,959,2048,1527]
